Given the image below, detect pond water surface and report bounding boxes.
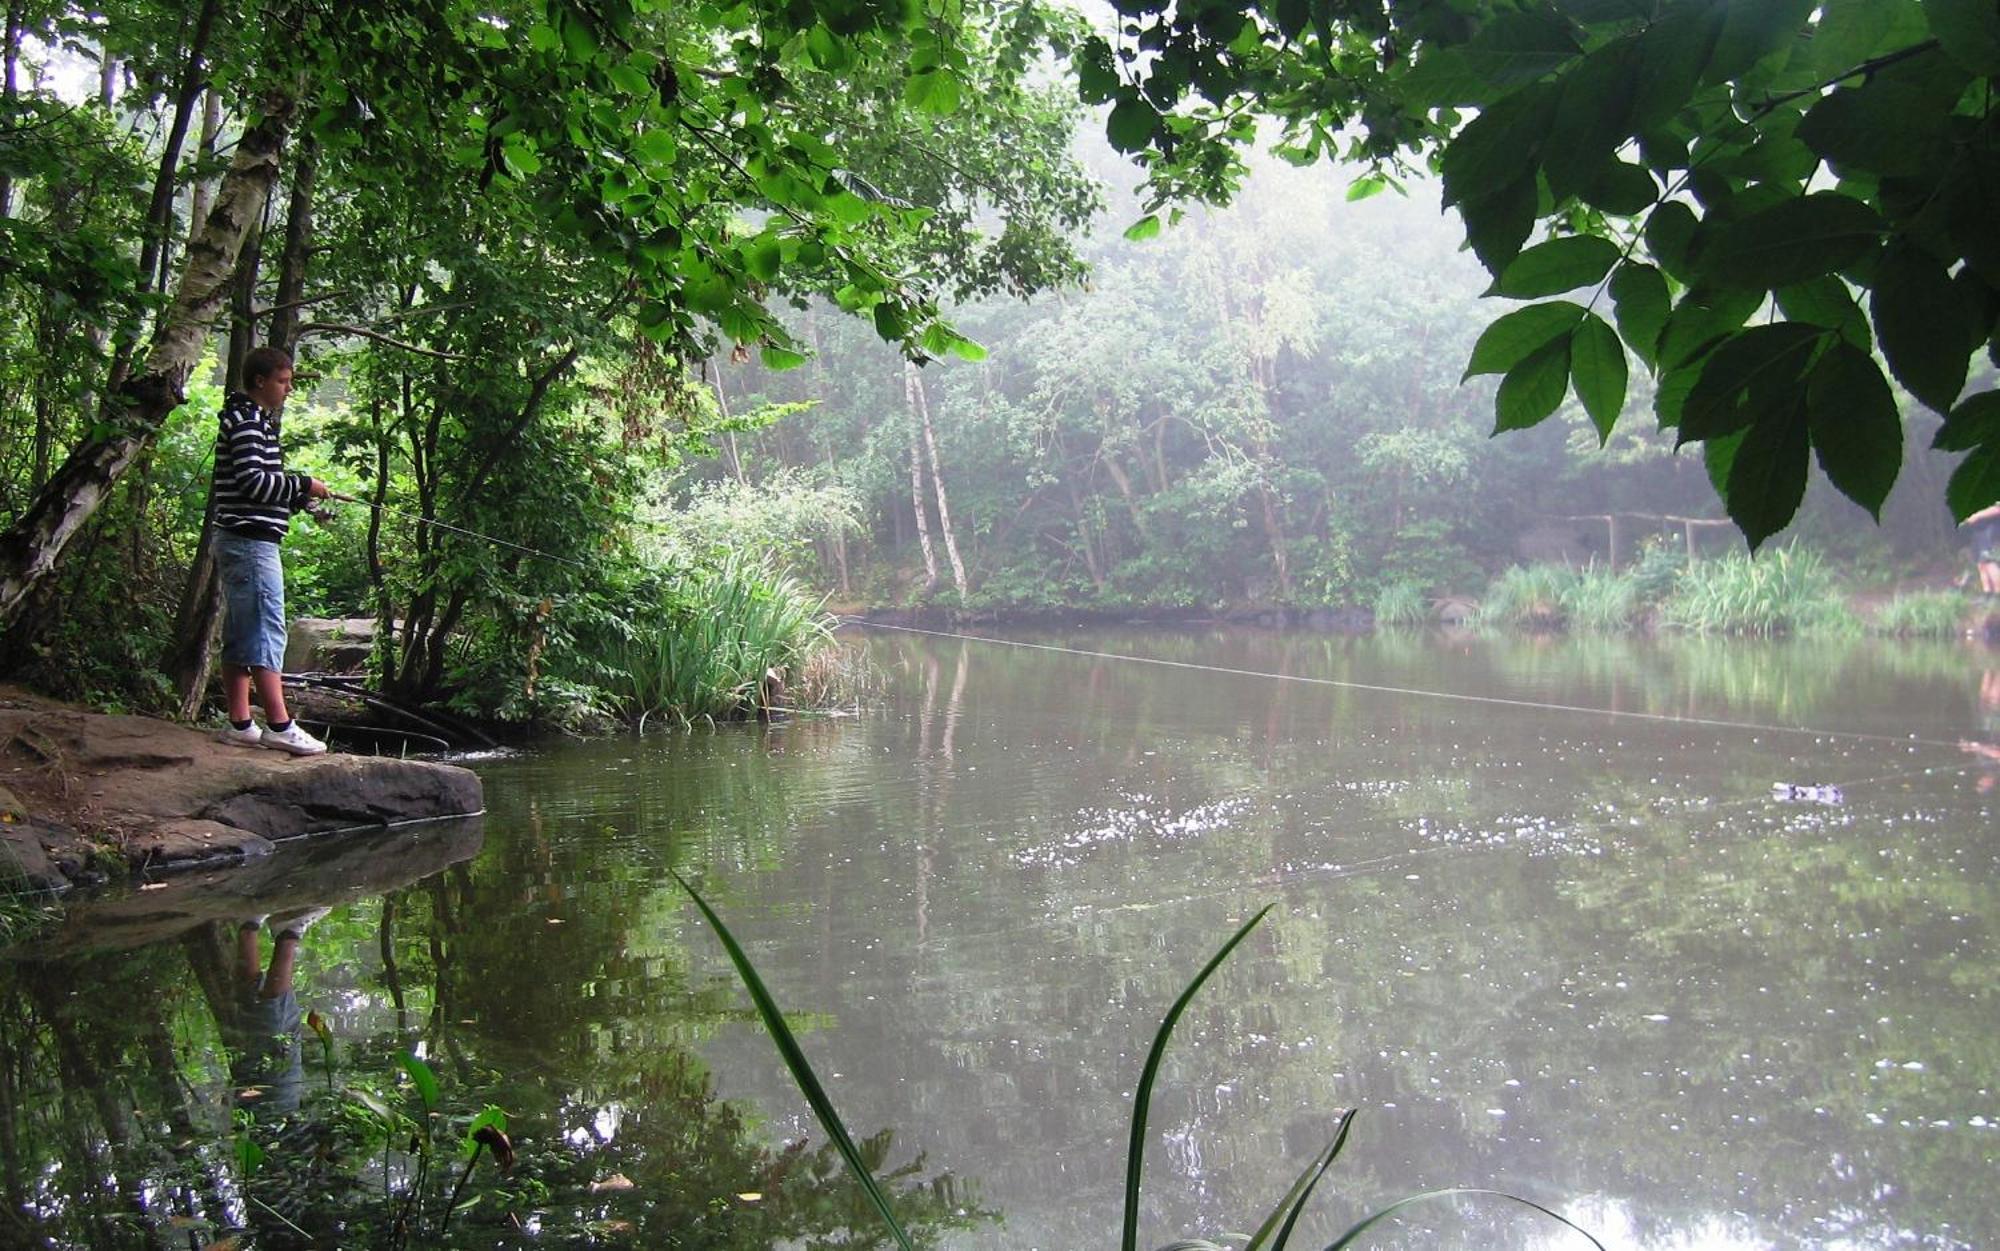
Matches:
[6,627,1998,1250]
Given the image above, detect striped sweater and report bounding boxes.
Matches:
[213,392,310,541]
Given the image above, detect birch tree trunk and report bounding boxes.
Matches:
[904,367,938,593]
[908,363,967,596]
[0,98,294,630]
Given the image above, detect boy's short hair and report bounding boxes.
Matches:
[242,347,293,389]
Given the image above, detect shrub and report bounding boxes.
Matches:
[1659,547,1850,636]
[1872,590,1971,639]
[1560,566,1640,632]
[1477,564,1570,630]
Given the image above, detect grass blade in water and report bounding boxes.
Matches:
[1246,1108,1355,1251]
[1322,1187,1604,1250]
[1124,903,1276,1251]
[672,870,915,1251]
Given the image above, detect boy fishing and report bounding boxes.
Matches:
[211,346,332,755]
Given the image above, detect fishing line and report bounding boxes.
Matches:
[325,492,595,571]
[848,620,1980,754]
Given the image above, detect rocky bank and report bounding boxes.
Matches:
[0,689,483,893]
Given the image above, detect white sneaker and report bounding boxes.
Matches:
[270,905,331,939]
[217,723,264,748]
[259,722,328,756]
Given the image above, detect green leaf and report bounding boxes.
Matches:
[1798,65,1964,178]
[1464,300,1586,379]
[1242,1110,1355,1251]
[1541,41,1638,202]
[463,1107,508,1160]
[1344,175,1387,202]
[1326,1189,1605,1251]
[1579,160,1659,216]
[1631,4,1721,130]
[1570,312,1629,443]
[1489,235,1621,298]
[1725,394,1811,550]
[1656,285,1763,370]
[1705,0,1814,83]
[1123,214,1162,242]
[1811,0,1930,80]
[673,872,917,1251]
[1609,263,1670,369]
[1107,96,1161,153]
[1401,12,1581,107]
[1122,906,1275,1251]
[352,1088,397,1123]
[1644,200,1699,283]
[1460,170,1538,275]
[1694,193,1884,291]
[1704,426,1747,497]
[635,129,677,166]
[1494,337,1572,432]
[744,237,782,282]
[1678,323,1824,444]
[234,1134,266,1178]
[1440,82,1559,210]
[946,334,988,362]
[1947,443,2000,519]
[1776,276,1870,349]
[1872,242,1973,414]
[1924,0,2000,74]
[1935,390,2000,452]
[1805,342,1902,519]
[903,68,962,115]
[760,344,808,369]
[401,1053,441,1113]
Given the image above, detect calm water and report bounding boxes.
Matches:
[5,627,1998,1249]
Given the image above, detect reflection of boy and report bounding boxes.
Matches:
[1963,670,2000,795]
[218,909,326,1116]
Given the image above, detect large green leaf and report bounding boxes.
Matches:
[1631,4,1722,131]
[903,68,963,115]
[1655,285,1762,371]
[1489,235,1621,298]
[1871,242,1973,414]
[1644,200,1700,282]
[1798,60,1964,178]
[1464,300,1586,379]
[1776,276,1871,349]
[1541,41,1639,202]
[1725,395,1811,550]
[1678,323,1825,444]
[1580,159,1659,216]
[1494,337,1572,432]
[1325,1188,1605,1251]
[1570,312,1628,443]
[1925,0,2000,74]
[1461,171,1539,275]
[1947,443,2000,519]
[1440,82,1559,210]
[1609,262,1670,368]
[1704,0,1815,83]
[1805,342,1902,519]
[1402,11,1581,106]
[1811,0,1930,80]
[1693,193,1884,291]
[1934,390,2000,452]
[1107,95,1161,153]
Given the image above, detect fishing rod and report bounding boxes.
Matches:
[321,491,596,571]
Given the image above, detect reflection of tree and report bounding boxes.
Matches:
[0,857,990,1249]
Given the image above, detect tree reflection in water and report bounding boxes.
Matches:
[0,822,988,1249]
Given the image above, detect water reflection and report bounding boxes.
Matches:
[5,630,1996,1250]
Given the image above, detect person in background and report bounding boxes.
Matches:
[1965,502,2000,597]
[211,347,331,755]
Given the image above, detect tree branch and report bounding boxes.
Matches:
[293,321,465,360]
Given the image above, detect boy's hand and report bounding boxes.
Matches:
[305,478,331,500]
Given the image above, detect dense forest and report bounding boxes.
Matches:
[0,0,1995,726]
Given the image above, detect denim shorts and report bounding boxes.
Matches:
[217,531,288,672]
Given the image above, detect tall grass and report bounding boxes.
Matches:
[673,874,1604,1251]
[1477,564,1570,630]
[1871,590,1970,638]
[1659,547,1854,636]
[1371,580,1429,628]
[1559,566,1639,632]
[606,553,835,726]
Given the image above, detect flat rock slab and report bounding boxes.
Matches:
[0,697,483,891]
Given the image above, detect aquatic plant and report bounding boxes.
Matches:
[1659,547,1851,637]
[1477,564,1571,630]
[1371,580,1430,629]
[1871,590,1972,639]
[672,873,1604,1251]
[606,553,836,727]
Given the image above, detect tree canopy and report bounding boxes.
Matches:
[1076,0,2000,545]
